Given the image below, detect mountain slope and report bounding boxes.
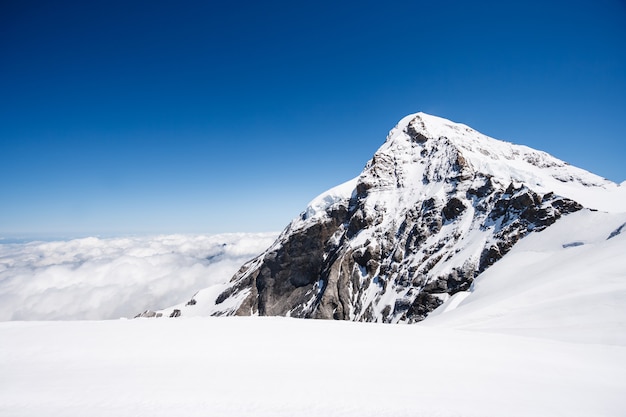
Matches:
[424,208,626,345]
[155,113,623,323]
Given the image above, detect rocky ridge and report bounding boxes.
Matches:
[144,113,618,323]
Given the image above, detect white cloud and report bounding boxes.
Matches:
[0,233,277,320]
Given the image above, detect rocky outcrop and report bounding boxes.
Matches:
[221,183,580,322]
[221,206,350,317]
[135,310,163,318]
[608,223,625,240]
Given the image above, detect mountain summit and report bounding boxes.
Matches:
[147,113,622,323]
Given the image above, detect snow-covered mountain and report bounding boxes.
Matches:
[147,112,624,322]
[6,113,625,417]
[5,207,626,417]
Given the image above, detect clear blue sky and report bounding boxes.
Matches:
[1,0,625,237]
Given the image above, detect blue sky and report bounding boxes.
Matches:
[1,0,625,237]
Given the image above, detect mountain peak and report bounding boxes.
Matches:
[146,113,625,323]
[391,111,468,141]
[375,112,617,207]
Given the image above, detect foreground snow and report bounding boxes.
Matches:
[1,317,625,417]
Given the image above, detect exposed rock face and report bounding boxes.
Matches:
[608,223,625,240]
[135,310,163,318]
[156,113,615,323]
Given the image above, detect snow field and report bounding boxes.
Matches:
[1,317,624,417]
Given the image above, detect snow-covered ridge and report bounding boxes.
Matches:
[386,112,620,209]
[296,112,622,231]
[303,177,358,222]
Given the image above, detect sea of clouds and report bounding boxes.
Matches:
[0,233,277,320]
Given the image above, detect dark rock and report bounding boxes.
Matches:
[407,293,443,320]
[421,198,442,234]
[135,310,157,318]
[405,121,429,143]
[445,267,473,294]
[510,191,538,210]
[479,245,502,272]
[442,197,466,221]
[562,241,584,248]
[222,210,349,318]
[551,198,583,213]
[205,252,224,262]
[393,299,412,315]
[608,223,625,240]
[347,209,368,238]
[467,176,495,199]
[352,247,372,267]
[381,304,392,319]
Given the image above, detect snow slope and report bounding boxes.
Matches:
[1,317,625,417]
[425,209,626,345]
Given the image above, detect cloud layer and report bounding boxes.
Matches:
[0,233,277,320]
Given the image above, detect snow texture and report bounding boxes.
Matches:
[1,316,624,417]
